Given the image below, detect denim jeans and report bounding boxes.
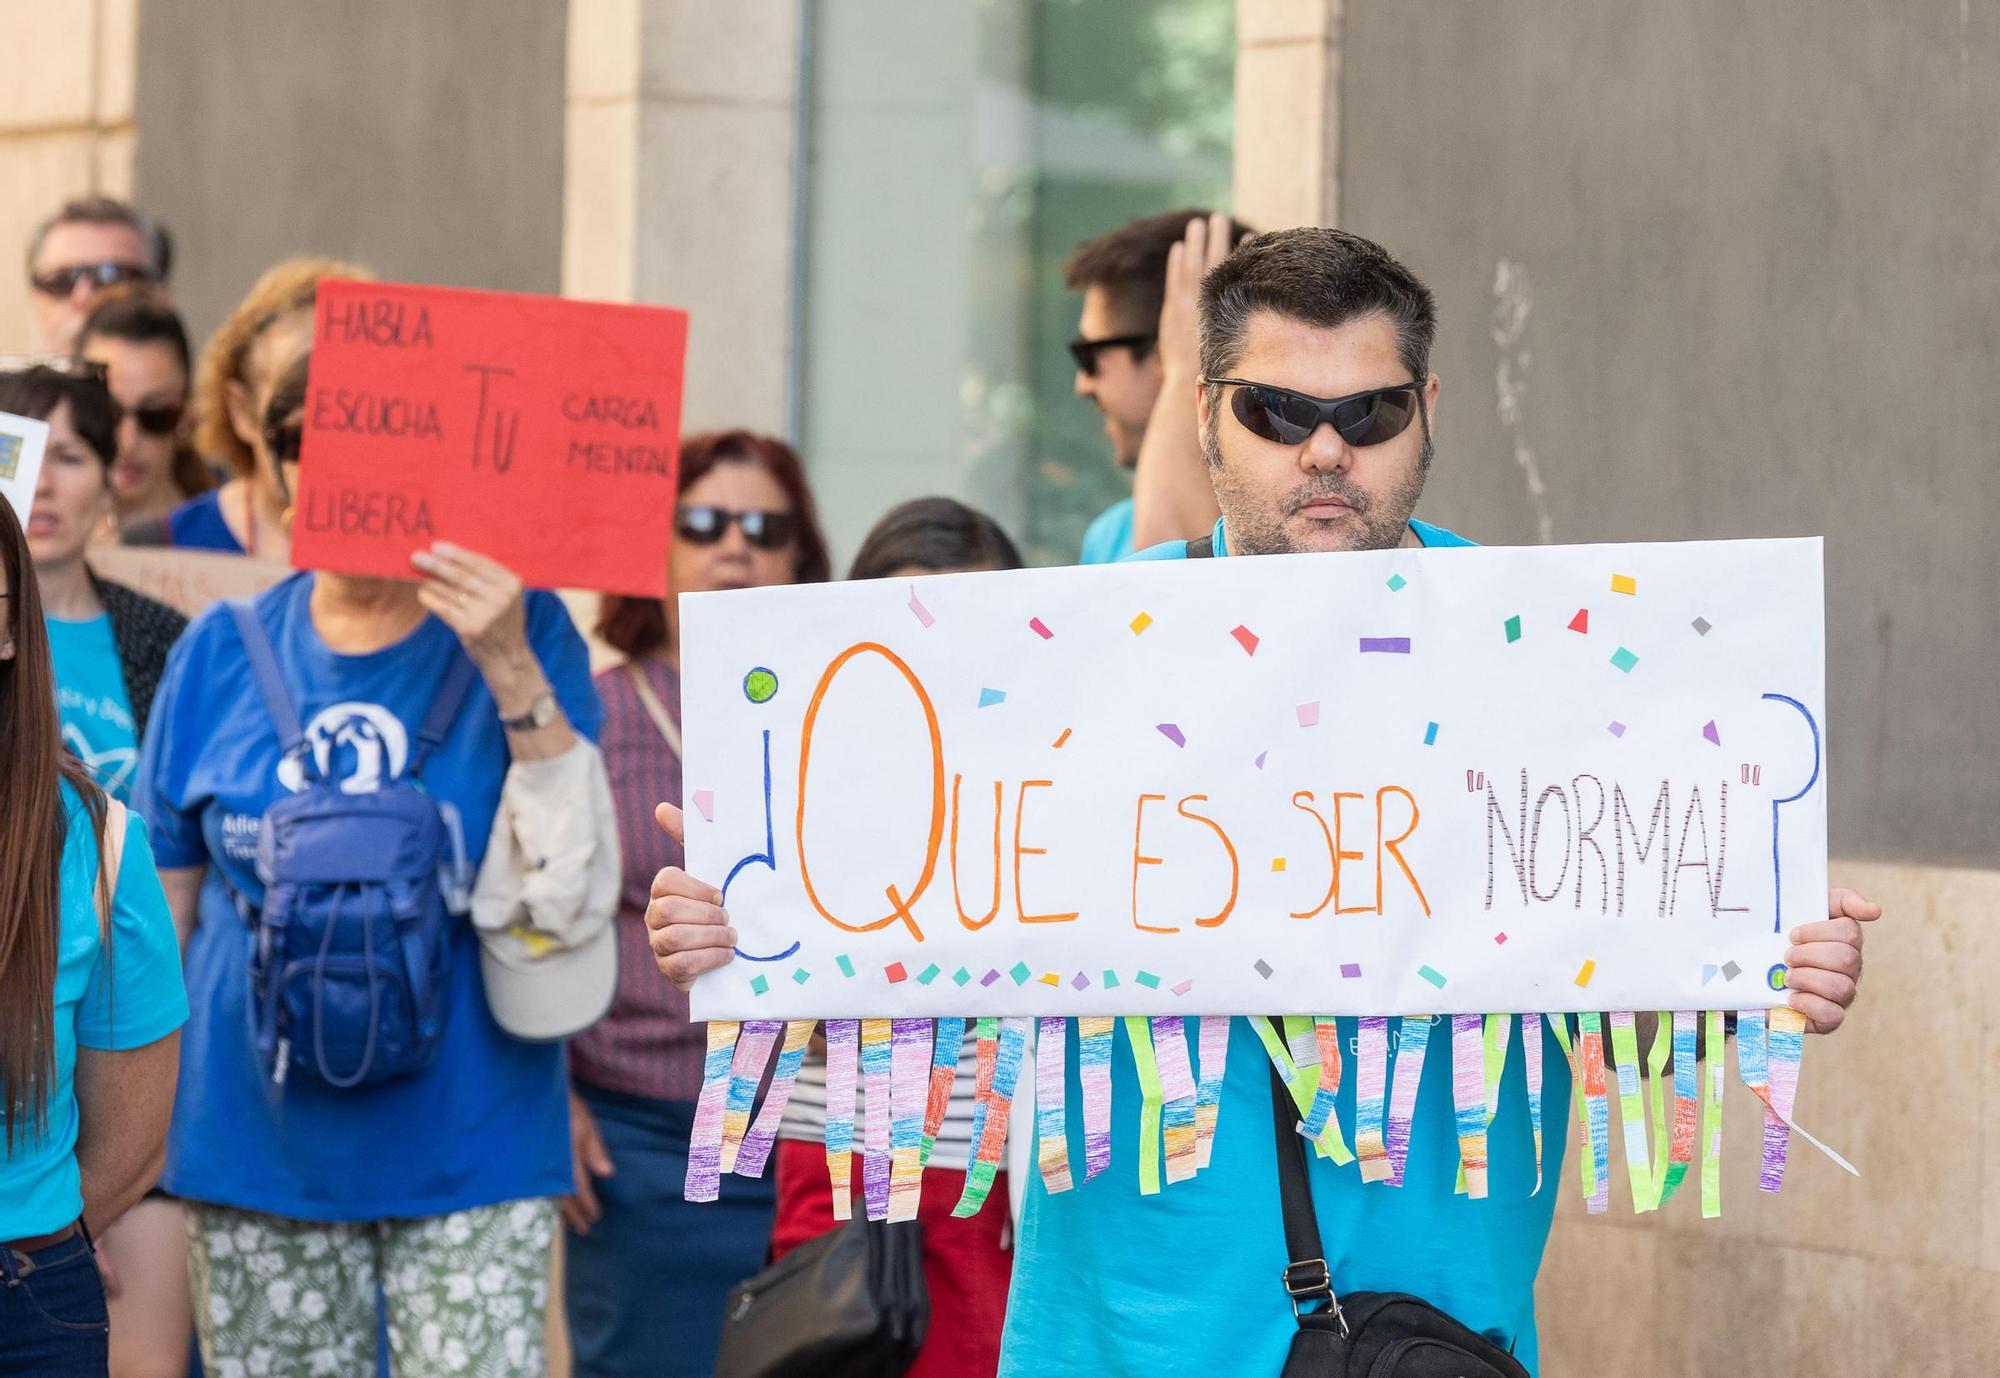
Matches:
[0,1230,109,1377]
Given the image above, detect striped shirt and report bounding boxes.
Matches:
[569,659,707,1102]
[779,1029,983,1171]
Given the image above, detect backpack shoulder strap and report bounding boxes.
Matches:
[227,599,307,759]
[1186,534,1215,559]
[410,650,483,776]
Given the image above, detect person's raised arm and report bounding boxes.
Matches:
[73,1032,179,1235]
[646,802,738,992]
[412,542,578,763]
[1129,213,1234,550]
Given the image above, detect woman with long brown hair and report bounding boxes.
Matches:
[0,498,187,1376]
[562,430,830,1377]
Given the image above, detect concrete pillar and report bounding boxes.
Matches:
[1232,0,1341,230]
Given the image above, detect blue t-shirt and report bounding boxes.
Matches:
[164,488,245,552]
[0,785,188,1238]
[46,613,140,802]
[1000,514,1569,1378]
[1079,496,1136,565]
[133,574,603,1222]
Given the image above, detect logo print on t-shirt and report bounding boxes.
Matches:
[277,701,409,795]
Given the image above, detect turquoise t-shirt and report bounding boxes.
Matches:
[0,784,189,1238]
[1079,496,1136,565]
[1000,514,1569,1378]
[46,613,140,802]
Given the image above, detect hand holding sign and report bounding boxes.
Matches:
[290,281,690,596]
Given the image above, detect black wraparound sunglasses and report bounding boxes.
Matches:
[1210,377,1425,448]
[1068,333,1156,377]
[676,505,797,550]
[29,262,155,297]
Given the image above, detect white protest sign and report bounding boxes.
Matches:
[86,545,290,619]
[682,538,1824,1021]
[0,410,50,527]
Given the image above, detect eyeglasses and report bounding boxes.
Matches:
[29,262,154,298]
[1209,377,1424,448]
[676,505,797,550]
[127,401,186,437]
[1067,333,1156,378]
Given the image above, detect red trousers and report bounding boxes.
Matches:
[770,1139,1012,1378]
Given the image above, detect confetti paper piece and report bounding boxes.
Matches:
[1703,719,1721,746]
[836,954,855,978]
[1009,961,1031,985]
[1700,963,1718,985]
[860,1018,893,1220]
[1128,1016,1165,1195]
[1029,616,1053,640]
[1359,636,1412,654]
[1038,971,1060,987]
[1354,1017,1392,1182]
[824,1020,859,1220]
[1296,701,1321,728]
[1384,1015,1433,1187]
[952,966,971,986]
[1156,723,1186,748]
[1504,614,1523,643]
[887,1017,931,1220]
[1151,1016,1200,1184]
[1254,959,1274,979]
[1135,971,1161,989]
[907,586,935,628]
[1574,959,1597,987]
[691,788,715,822]
[1692,616,1713,636]
[978,687,1007,708]
[736,1019,814,1178]
[1418,964,1448,989]
[1568,608,1589,633]
[1387,573,1407,591]
[1271,856,1287,872]
[1523,1014,1545,1192]
[1101,969,1120,989]
[684,1019,740,1202]
[980,967,1001,987]
[1079,1014,1115,1182]
[1721,960,1742,981]
[916,963,940,985]
[723,1027,781,1174]
[1611,573,1637,595]
[1610,646,1640,673]
[1607,720,1627,737]
[920,1016,966,1169]
[1171,978,1194,996]
[1230,624,1260,655]
[1493,931,1509,945]
[1195,1015,1230,1168]
[1036,1016,1075,1194]
[1254,750,1268,769]
[1701,1008,1724,1218]
[1052,728,1071,749]
[885,961,908,983]
[792,967,810,984]
[1451,1014,1489,1199]
[1071,971,1090,990]
[749,974,769,996]
[1424,721,1439,746]
[952,1016,1028,1217]
[1129,611,1153,634]
[1340,962,1363,979]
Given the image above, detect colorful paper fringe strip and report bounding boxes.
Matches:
[684,1009,1848,1220]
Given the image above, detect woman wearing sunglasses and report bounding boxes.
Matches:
[77,290,213,538]
[565,430,830,1377]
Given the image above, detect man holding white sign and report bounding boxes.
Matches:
[647,228,1877,1376]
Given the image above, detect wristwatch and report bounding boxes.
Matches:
[501,691,559,733]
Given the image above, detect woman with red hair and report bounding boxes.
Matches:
[563,430,830,1377]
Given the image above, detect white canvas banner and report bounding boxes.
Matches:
[683,537,1824,1020]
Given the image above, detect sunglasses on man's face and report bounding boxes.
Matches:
[29,262,154,297]
[676,505,797,551]
[1067,333,1156,378]
[1211,377,1424,449]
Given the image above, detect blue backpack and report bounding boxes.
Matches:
[228,601,479,1090]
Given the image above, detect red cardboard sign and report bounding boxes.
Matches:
[290,280,688,596]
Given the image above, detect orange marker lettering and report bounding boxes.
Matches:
[950,774,1003,930]
[1332,791,1371,915]
[1376,785,1431,916]
[1014,780,1077,924]
[1131,793,1173,933]
[1289,791,1335,920]
[1176,794,1240,928]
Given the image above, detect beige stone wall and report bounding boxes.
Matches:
[1233,0,1340,230]
[1,0,137,350]
[1536,857,2000,1375]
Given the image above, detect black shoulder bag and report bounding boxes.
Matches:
[1269,1064,1529,1377]
[713,1216,927,1378]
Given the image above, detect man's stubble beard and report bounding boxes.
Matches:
[1203,405,1430,556]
